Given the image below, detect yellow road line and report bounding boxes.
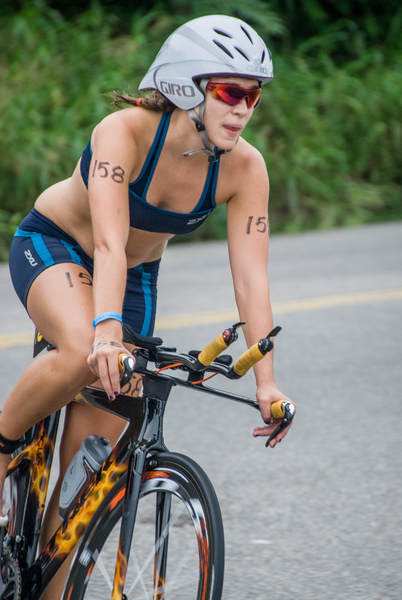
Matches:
[1,288,401,349]
[272,288,402,314]
[0,332,33,349]
[156,288,402,328]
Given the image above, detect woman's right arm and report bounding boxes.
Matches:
[85,112,137,399]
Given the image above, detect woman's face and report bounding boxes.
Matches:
[202,77,260,150]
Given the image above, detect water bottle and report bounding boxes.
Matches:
[59,435,111,521]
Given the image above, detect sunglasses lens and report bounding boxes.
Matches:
[209,84,261,108]
[245,88,261,108]
[247,89,262,108]
[216,86,245,105]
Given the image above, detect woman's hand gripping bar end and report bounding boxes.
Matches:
[118,353,136,388]
[265,400,295,448]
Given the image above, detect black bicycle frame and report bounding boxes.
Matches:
[3,350,260,600]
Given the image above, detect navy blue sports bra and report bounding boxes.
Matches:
[80,112,220,234]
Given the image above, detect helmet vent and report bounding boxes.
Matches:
[213,28,233,38]
[261,49,266,62]
[213,40,234,59]
[235,46,250,61]
[241,26,254,44]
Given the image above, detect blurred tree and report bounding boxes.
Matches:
[270,0,402,59]
[2,0,152,19]
[0,0,401,259]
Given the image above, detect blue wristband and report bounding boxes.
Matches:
[92,312,123,328]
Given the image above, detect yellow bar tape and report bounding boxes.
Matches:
[197,335,229,367]
[270,401,285,420]
[118,353,126,374]
[233,343,264,377]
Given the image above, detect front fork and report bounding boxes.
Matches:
[112,448,146,600]
[112,393,169,600]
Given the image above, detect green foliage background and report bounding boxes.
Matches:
[1,0,401,258]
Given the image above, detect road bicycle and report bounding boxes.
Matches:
[0,321,294,600]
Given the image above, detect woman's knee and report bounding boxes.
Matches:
[52,338,96,390]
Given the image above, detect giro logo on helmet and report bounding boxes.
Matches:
[247,65,269,75]
[160,82,196,98]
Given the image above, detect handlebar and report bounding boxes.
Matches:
[119,322,295,446]
[34,322,295,445]
[122,322,282,380]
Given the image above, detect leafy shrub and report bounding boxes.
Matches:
[0,0,401,258]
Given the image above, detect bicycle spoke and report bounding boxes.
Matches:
[162,535,201,595]
[127,500,189,597]
[129,551,151,600]
[93,553,114,590]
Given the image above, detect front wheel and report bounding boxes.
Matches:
[63,452,225,600]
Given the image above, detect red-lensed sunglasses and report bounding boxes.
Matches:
[206,81,262,109]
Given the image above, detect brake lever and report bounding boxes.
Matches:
[265,401,295,447]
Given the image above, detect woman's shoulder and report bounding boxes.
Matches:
[235,137,267,173]
[222,137,268,189]
[216,138,268,208]
[92,107,162,149]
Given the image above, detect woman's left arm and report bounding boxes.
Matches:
[226,148,295,447]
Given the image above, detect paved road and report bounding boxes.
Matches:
[0,222,401,599]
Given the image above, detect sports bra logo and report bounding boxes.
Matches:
[187,212,211,226]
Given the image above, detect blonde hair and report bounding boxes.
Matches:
[112,90,175,112]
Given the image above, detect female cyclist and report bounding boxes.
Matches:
[0,14,294,598]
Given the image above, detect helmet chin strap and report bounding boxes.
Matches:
[182,80,232,163]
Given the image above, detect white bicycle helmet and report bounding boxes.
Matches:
[139,15,273,161]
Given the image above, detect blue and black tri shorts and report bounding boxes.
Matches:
[8,209,159,335]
